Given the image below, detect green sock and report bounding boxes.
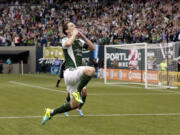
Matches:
[79,95,87,109]
[78,74,92,94]
[51,103,71,117]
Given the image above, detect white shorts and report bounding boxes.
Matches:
[64,66,85,99]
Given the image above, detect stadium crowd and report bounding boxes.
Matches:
[0,0,179,47]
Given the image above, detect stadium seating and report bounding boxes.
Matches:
[0,0,179,46]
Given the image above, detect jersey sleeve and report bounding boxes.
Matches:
[79,39,88,49]
[61,37,68,49]
[79,39,85,46]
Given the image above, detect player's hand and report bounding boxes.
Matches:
[78,30,85,38]
[72,29,79,36]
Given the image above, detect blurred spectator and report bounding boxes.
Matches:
[6,57,12,73]
[0,0,179,47]
[53,57,61,67]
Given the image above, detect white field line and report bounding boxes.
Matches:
[88,93,178,96]
[9,81,66,94]
[23,74,58,79]
[1,113,180,119]
[13,74,180,94]
[9,81,180,96]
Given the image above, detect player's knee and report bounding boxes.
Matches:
[71,105,79,109]
[70,101,80,109]
[91,67,95,75]
[86,67,95,76]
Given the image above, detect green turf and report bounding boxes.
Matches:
[0,74,180,135]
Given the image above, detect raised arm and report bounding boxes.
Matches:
[78,31,95,51]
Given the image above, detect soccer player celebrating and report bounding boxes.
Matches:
[56,60,87,116]
[42,22,95,125]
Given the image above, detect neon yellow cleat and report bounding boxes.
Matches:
[41,108,52,125]
[72,92,83,103]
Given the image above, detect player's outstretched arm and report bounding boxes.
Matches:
[78,31,95,51]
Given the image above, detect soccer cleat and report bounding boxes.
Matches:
[41,108,52,125]
[56,84,59,88]
[72,92,83,103]
[64,112,69,116]
[77,109,84,116]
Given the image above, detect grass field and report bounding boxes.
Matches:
[0,74,180,135]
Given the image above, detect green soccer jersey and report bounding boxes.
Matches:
[62,37,85,69]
